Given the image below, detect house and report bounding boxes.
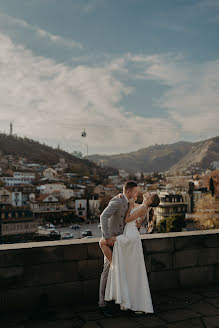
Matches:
[0,172,35,186]
[108,175,121,184]
[89,199,100,217]
[71,184,86,198]
[54,158,68,172]
[94,184,118,198]
[0,188,12,205]
[30,194,67,213]
[75,199,87,218]
[43,168,58,179]
[118,170,129,179]
[5,185,36,207]
[155,192,187,224]
[0,205,37,237]
[37,183,66,194]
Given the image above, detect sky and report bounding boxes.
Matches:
[0,0,219,155]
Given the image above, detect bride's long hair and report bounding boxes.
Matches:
[137,192,160,222]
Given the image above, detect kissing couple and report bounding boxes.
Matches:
[98,180,160,317]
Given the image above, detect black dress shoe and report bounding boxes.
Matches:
[99,306,114,317]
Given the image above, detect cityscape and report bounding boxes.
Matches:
[0,130,218,245]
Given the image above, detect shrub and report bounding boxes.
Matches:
[157,214,186,233]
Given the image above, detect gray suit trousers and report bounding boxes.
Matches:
[99,254,111,307]
[98,195,128,307]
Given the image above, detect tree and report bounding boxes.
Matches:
[194,194,219,229]
[157,215,186,233]
[72,151,83,158]
[99,195,112,212]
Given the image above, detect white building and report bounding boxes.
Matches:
[30,194,67,213]
[43,168,58,179]
[37,183,66,194]
[108,175,121,184]
[0,172,35,186]
[12,191,23,207]
[59,188,75,199]
[71,184,86,198]
[0,188,12,204]
[13,172,35,179]
[1,221,38,236]
[118,169,129,179]
[135,172,142,180]
[52,188,75,200]
[89,199,100,216]
[155,191,187,223]
[75,199,87,218]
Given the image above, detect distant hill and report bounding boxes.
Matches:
[86,137,219,173]
[0,133,118,178]
[169,137,219,174]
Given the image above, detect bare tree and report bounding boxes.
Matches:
[194,194,219,229]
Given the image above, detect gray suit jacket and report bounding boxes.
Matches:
[100,194,129,240]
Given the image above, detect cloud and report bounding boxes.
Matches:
[73,0,108,13]
[0,33,179,155]
[130,53,219,139]
[36,29,83,49]
[0,15,218,155]
[0,11,83,49]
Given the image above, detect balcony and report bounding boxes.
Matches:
[1,229,219,327]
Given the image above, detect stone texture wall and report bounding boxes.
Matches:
[0,229,219,312]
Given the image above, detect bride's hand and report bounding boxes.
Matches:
[116,193,123,198]
[136,218,143,230]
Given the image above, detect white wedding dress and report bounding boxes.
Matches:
[104,205,154,313]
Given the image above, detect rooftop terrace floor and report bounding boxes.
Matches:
[2,283,219,328]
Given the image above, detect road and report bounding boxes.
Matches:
[56,222,148,239]
[56,222,102,239]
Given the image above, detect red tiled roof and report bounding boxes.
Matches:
[36,194,51,201]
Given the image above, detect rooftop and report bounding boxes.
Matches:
[1,283,219,327]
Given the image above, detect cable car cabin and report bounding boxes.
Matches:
[81,130,87,137]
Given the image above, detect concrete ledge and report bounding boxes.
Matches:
[1,228,219,251]
[0,229,219,312]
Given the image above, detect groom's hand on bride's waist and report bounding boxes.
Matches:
[136,218,144,230]
[106,237,116,246]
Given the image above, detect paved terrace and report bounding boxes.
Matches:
[1,229,219,327]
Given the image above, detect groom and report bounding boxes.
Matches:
[99,181,139,317]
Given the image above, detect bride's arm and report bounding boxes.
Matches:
[125,204,148,223]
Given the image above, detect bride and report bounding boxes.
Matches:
[104,192,160,314]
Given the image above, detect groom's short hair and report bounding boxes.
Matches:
[123,181,138,191]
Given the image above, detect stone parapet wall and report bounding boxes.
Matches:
[0,229,219,312]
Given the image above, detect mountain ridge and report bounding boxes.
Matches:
[0,133,118,178]
[85,136,219,173]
